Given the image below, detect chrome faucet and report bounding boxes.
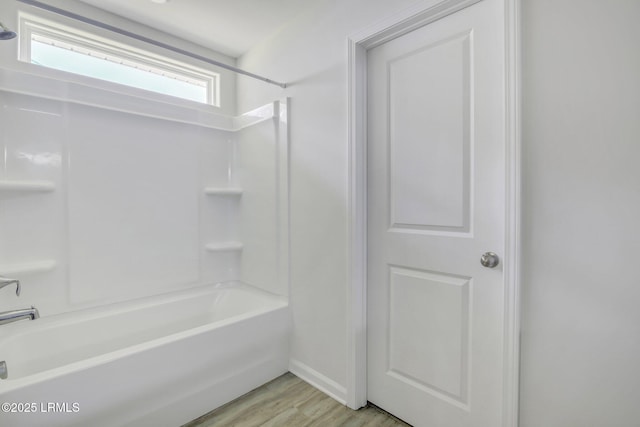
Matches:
[0,276,38,325]
[0,277,20,296]
[0,306,40,325]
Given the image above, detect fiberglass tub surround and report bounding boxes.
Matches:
[0,69,290,426]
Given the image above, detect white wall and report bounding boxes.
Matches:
[519,1,640,426]
[238,0,640,421]
[237,0,420,399]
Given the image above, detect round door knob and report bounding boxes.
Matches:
[480,252,500,268]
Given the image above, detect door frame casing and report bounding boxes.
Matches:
[345,1,521,425]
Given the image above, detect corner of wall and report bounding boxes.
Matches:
[289,359,348,405]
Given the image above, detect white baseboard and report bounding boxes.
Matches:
[289,359,348,405]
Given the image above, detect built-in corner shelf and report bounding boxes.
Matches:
[0,260,56,276]
[204,187,243,196]
[205,242,244,252]
[0,180,55,193]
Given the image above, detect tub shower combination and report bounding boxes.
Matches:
[0,65,290,426]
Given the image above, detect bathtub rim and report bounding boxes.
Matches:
[1,280,286,333]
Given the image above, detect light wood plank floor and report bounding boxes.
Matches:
[183,372,411,427]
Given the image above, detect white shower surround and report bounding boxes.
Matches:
[0,67,290,425]
[0,68,289,314]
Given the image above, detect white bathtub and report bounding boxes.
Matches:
[0,282,290,427]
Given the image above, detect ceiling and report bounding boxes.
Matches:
[77,0,314,58]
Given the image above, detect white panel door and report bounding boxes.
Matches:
[367,1,506,426]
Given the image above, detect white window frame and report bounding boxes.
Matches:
[18,12,220,107]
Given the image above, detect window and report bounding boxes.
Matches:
[19,14,219,106]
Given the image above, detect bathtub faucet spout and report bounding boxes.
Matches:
[0,306,39,325]
[0,277,20,296]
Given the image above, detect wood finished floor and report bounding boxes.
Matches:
[183,372,411,427]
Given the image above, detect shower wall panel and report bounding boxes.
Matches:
[0,89,239,314]
[66,106,202,304]
[238,120,280,295]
